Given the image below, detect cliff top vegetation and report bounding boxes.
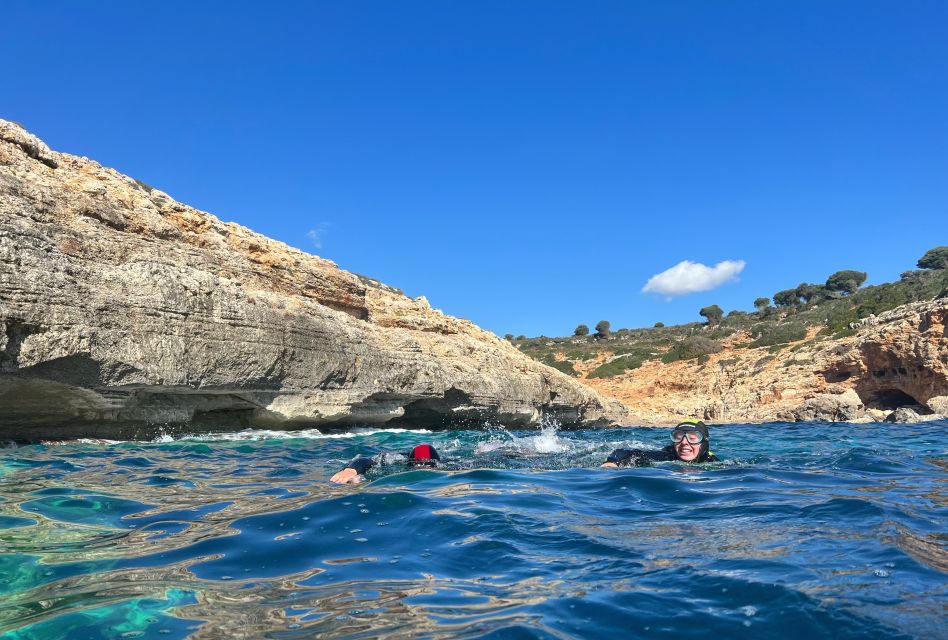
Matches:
[511,248,948,378]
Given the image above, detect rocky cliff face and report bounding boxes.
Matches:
[0,120,627,440]
[579,301,948,424]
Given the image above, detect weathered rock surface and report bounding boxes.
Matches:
[790,389,864,423]
[0,119,628,440]
[579,301,948,424]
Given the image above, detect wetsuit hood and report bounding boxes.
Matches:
[674,420,711,462]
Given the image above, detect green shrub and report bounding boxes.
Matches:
[574,324,589,336]
[699,304,723,326]
[546,360,577,376]
[748,322,807,347]
[709,326,737,340]
[754,297,770,311]
[587,347,657,378]
[595,320,611,339]
[654,321,665,328]
[918,246,948,270]
[661,336,722,363]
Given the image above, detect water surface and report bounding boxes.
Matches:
[1,422,945,639]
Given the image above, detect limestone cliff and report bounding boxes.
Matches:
[0,120,627,440]
[577,301,948,424]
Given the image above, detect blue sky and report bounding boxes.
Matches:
[4,1,946,337]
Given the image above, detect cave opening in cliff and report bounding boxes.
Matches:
[865,388,931,413]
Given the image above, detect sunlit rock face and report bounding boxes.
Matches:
[827,302,948,416]
[0,120,627,440]
[577,299,948,425]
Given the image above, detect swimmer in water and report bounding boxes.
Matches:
[330,443,442,484]
[601,420,719,467]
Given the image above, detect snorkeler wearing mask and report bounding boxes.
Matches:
[601,420,719,467]
[330,444,442,484]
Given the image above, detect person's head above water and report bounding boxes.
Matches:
[408,444,440,467]
[671,419,711,462]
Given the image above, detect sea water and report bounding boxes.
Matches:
[0,421,945,639]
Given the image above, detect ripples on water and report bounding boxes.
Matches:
[1,422,946,639]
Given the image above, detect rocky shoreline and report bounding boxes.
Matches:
[0,120,626,441]
[2,119,944,441]
[578,300,948,425]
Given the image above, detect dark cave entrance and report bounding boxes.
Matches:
[865,388,931,413]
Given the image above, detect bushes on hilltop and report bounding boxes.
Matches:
[773,288,800,307]
[574,324,589,336]
[699,304,723,326]
[825,270,867,295]
[795,282,825,303]
[918,246,948,270]
[513,254,948,377]
[661,336,722,363]
[748,321,808,348]
[594,320,611,339]
[588,347,657,378]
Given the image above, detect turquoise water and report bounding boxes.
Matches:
[1,422,946,639]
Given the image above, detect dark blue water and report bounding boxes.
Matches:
[1,422,945,639]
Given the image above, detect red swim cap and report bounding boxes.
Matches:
[409,444,440,465]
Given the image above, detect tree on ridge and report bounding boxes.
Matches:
[773,289,800,307]
[825,270,867,295]
[699,304,723,326]
[918,246,948,270]
[594,320,611,339]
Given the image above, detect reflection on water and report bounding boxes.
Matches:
[1,422,946,639]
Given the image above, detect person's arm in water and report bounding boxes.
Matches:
[601,446,677,468]
[601,448,647,468]
[329,455,377,484]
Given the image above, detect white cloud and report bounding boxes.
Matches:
[305,224,329,249]
[642,259,746,297]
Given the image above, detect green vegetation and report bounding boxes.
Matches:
[661,336,722,363]
[773,288,799,307]
[917,246,948,270]
[594,320,611,339]
[574,324,589,336]
[588,347,657,378]
[511,247,948,379]
[795,283,823,303]
[699,304,723,326]
[825,270,867,295]
[133,178,156,193]
[504,333,514,341]
[748,321,807,348]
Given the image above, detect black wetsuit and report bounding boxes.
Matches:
[605,445,719,467]
[345,451,411,475]
[344,449,453,475]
